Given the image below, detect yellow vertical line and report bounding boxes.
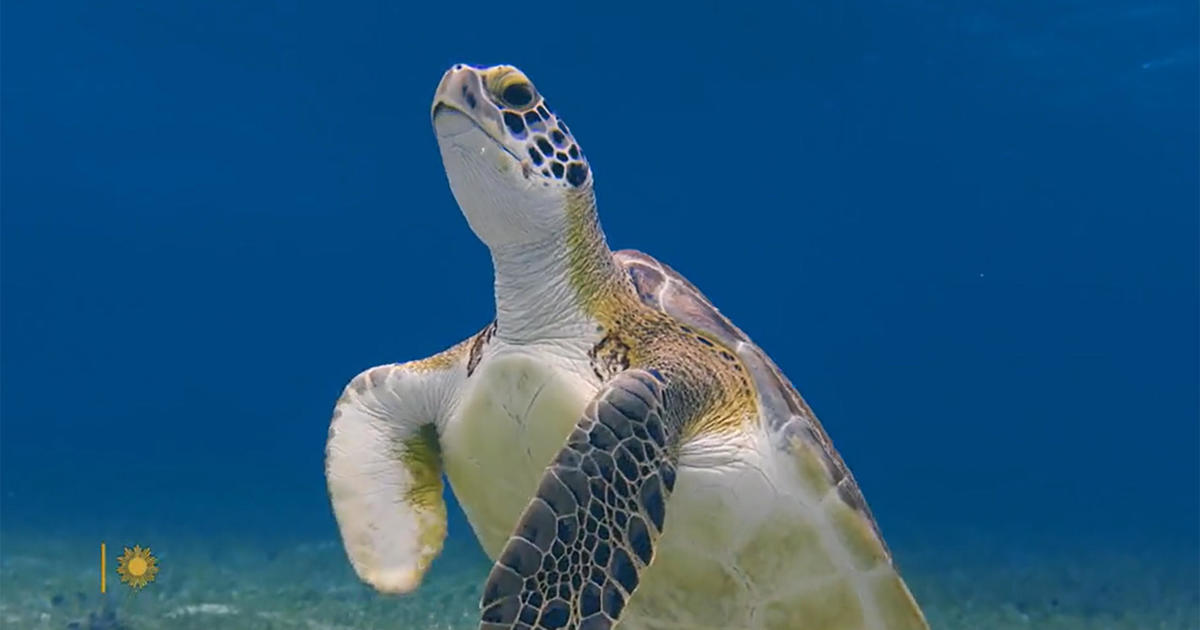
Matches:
[101,542,106,593]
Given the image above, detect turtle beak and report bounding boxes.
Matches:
[431,103,476,139]
[432,64,482,123]
[432,64,521,161]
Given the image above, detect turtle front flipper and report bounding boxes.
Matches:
[479,368,679,630]
[325,340,470,594]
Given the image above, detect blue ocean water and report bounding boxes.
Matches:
[2,1,1196,627]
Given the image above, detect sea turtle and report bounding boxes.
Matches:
[325,63,929,630]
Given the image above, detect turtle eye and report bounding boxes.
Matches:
[499,81,535,109]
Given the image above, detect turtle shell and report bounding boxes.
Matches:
[613,248,885,547]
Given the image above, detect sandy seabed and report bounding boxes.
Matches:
[1,529,1195,630]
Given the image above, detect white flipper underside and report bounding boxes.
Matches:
[325,354,465,594]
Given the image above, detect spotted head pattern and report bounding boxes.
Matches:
[438,64,591,190]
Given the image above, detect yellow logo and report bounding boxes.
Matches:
[115,545,159,590]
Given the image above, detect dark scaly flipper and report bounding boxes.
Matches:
[479,369,677,630]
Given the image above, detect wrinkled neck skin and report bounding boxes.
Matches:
[491,235,587,344]
[433,116,618,347]
[487,193,616,347]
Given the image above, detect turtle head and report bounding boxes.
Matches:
[432,64,593,249]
